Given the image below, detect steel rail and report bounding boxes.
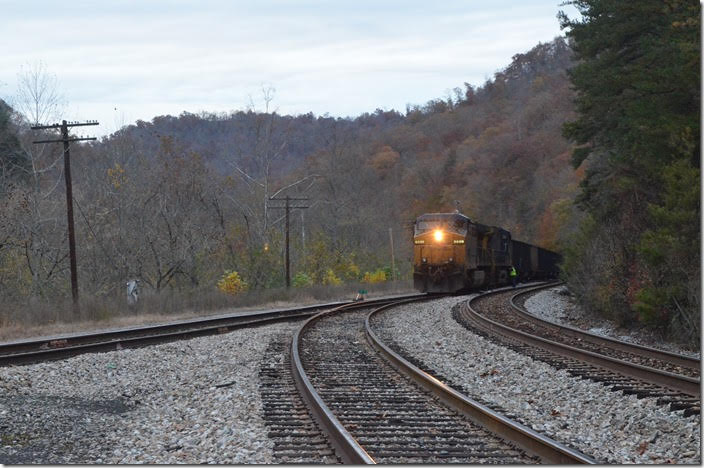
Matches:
[1,294,426,367]
[290,301,377,464]
[365,300,597,465]
[465,289,700,397]
[510,283,700,370]
[0,301,347,355]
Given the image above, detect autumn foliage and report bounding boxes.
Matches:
[1,37,586,324]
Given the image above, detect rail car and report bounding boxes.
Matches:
[413,211,560,293]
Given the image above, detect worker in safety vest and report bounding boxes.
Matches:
[509,266,518,288]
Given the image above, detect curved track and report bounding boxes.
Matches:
[457,284,700,416]
[512,285,700,375]
[0,295,423,367]
[291,297,594,464]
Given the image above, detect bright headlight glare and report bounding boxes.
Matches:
[433,229,444,242]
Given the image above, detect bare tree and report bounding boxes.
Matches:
[228,86,320,241]
[13,61,65,126]
[0,62,69,301]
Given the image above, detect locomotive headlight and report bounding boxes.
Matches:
[433,229,444,242]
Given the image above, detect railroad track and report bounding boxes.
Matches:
[258,333,340,463]
[456,284,700,417]
[291,297,595,464]
[0,294,423,367]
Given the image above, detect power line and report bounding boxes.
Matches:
[31,119,98,311]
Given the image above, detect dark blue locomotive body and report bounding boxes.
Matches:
[413,212,560,293]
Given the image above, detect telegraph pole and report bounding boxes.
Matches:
[32,120,99,311]
[389,227,396,282]
[268,196,309,288]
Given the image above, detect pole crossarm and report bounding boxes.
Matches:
[33,137,97,144]
[31,121,99,130]
[269,197,310,201]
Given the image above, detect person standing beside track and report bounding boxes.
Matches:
[509,266,518,288]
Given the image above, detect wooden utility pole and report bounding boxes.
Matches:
[389,227,396,281]
[268,196,309,288]
[31,120,99,311]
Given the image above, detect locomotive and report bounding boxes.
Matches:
[413,211,561,293]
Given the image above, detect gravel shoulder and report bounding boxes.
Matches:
[0,321,299,464]
[371,295,701,464]
[524,285,700,358]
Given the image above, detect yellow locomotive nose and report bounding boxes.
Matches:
[433,229,444,242]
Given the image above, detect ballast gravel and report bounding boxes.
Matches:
[0,321,299,464]
[524,286,700,358]
[372,295,701,464]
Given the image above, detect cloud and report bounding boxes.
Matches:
[1,1,571,136]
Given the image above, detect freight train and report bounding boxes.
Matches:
[413,211,561,293]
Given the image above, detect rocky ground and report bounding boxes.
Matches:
[1,288,699,464]
[371,292,701,464]
[523,285,699,358]
[0,322,300,464]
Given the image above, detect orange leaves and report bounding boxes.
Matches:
[367,145,400,177]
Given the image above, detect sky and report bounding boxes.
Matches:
[1,1,578,137]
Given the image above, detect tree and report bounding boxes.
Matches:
[559,0,700,344]
[13,61,64,126]
[0,100,28,188]
[0,63,71,302]
[225,86,321,287]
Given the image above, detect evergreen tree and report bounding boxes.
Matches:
[559,0,700,344]
[0,99,29,188]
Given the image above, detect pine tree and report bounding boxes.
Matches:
[559,0,700,344]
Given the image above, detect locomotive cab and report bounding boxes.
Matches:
[413,213,470,292]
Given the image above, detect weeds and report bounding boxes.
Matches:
[0,280,414,341]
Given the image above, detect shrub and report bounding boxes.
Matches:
[361,269,387,284]
[321,269,342,286]
[217,270,248,295]
[292,272,313,288]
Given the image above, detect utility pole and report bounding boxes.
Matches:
[300,209,306,256]
[268,196,309,288]
[32,120,99,311]
[389,227,396,282]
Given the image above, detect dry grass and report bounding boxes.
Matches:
[0,280,415,342]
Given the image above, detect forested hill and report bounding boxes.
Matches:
[94,36,577,247]
[0,36,577,307]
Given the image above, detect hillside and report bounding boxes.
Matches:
[0,37,578,303]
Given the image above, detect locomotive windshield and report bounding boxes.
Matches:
[414,213,470,236]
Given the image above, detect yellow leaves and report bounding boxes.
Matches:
[321,269,341,286]
[345,262,360,279]
[106,163,126,189]
[361,269,387,284]
[217,270,248,295]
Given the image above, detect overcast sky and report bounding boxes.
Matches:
[1,1,577,137]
